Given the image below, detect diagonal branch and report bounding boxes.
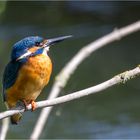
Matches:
[0,65,140,120]
[30,20,140,139]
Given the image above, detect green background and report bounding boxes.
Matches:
[0,1,140,139]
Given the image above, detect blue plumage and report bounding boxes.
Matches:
[2,36,44,101]
[11,36,43,61]
[2,61,23,101]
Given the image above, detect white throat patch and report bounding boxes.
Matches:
[43,47,49,55]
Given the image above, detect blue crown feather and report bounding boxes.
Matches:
[11,36,43,61]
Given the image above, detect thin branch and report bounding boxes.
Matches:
[30,21,140,139]
[0,66,140,120]
[0,118,9,140]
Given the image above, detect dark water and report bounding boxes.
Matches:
[0,1,140,139]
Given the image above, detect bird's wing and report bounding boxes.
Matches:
[2,61,22,101]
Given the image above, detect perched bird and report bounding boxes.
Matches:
[2,35,72,124]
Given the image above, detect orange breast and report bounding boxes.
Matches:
[6,54,52,108]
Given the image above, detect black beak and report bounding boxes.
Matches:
[45,35,72,47]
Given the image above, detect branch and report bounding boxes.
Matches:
[30,21,140,139]
[0,66,140,120]
[0,118,9,140]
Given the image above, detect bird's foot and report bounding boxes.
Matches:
[19,99,37,111]
[21,99,28,111]
[30,100,37,111]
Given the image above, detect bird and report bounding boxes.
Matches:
[2,35,72,124]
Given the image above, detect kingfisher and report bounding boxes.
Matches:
[2,35,72,124]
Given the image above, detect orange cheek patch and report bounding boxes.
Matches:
[28,47,39,53]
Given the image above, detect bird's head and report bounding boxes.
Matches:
[11,35,72,62]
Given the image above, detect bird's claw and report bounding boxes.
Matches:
[30,100,37,111]
[18,99,37,111]
[21,99,28,111]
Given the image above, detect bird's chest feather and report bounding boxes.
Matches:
[23,54,52,85]
[6,54,52,106]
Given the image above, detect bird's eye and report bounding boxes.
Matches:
[35,42,41,47]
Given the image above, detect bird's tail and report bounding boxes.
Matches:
[11,113,22,125]
[5,102,22,124]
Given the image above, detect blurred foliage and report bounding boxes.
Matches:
[0,1,6,16]
[0,1,140,26]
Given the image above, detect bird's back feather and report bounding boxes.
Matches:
[2,61,23,101]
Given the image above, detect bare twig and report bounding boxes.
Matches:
[0,66,140,120]
[0,118,9,140]
[30,21,140,139]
